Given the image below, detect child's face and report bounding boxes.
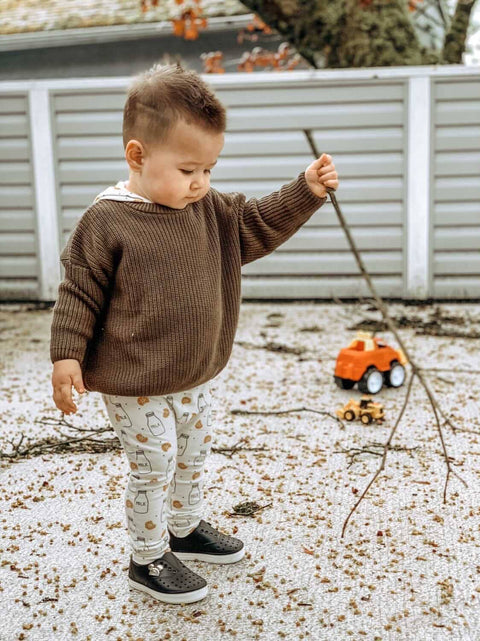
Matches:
[126,119,224,209]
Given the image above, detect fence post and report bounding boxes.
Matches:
[406,76,431,299]
[29,87,61,301]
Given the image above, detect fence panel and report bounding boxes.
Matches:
[431,77,480,298]
[0,92,38,300]
[0,67,479,300]
[214,80,407,298]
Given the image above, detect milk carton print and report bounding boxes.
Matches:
[146,411,166,436]
[112,402,132,428]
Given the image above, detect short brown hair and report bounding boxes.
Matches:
[122,63,227,150]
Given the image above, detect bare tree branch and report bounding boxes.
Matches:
[303,129,469,538]
[443,0,478,62]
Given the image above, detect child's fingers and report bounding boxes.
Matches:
[56,383,77,414]
[317,163,335,176]
[318,170,337,182]
[310,154,332,170]
[319,153,331,163]
[73,375,86,395]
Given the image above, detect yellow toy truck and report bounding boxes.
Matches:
[336,395,385,425]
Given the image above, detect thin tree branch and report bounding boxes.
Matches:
[303,129,469,537]
[408,0,447,29]
[211,438,268,457]
[0,416,120,459]
[334,440,420,468]
[433,0,451,27]
[231,406,345,428]
[340,370,416,537]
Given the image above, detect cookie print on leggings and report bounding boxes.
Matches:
[101,379,214,564]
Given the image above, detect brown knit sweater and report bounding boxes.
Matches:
[50,172,327,396]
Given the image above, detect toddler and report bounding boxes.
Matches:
[50,63,339,605]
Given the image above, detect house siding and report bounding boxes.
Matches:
[0,66,479,300]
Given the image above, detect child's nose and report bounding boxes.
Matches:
[191,174,208,191]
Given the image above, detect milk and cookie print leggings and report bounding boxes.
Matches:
[101,379,214,564]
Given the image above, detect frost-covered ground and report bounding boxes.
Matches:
[0,300,479,641]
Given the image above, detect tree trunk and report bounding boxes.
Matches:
[238,0,474,67]
[443,0,478,63]
[239,0,424,67]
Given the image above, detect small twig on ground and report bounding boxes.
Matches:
[420,367,480,375]
[231,406,345,429]
[235,340,306,355]
[0,414,119,459]
[418,329,480,339]
[349,313,480,340]
[299,325,322,333]
[211,438,268,457]
[339,371,416,536]
[36,415,104,432]
[442,425,480,436]
[333,440,420,468]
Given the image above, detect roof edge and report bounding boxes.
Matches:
[0,13,254,53]
[1,64,479,93]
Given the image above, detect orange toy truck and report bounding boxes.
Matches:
[334,331,407,395]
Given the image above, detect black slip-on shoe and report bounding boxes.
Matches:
[169,519,245,564]
[128,551,208,604]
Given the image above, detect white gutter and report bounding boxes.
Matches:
[0,13,254,52]
[0,64,478,93]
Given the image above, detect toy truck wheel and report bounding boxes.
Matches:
[344,410,355,421]
[384,361,406,388]
[361,413,373,425]
[358,367,383,394]
[334,376,355,390]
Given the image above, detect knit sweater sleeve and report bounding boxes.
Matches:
[50,206,118,368]
[230,171,327,266]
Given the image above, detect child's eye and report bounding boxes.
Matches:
[180,169,194,175]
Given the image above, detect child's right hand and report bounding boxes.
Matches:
[52,359,86,415]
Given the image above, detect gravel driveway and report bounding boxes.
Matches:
[1,300,479,641]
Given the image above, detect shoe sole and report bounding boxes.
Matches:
[173,547,245,564]
[128,578,208,604]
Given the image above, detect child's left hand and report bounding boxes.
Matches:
[305,153,339,199]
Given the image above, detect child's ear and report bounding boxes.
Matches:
[125,140,145,171]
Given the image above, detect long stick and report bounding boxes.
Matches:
[303,129,467,537]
